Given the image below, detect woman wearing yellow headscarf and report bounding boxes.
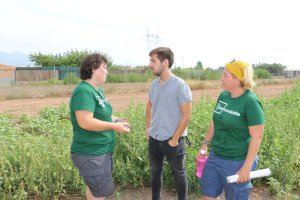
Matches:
[198,60,265,199]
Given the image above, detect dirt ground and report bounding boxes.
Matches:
[107,187,273,200]
[0,83,293,116]
[64,187,272,200]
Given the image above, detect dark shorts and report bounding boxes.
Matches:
[71,153,114,198]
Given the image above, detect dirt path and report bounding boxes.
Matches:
[65,186,273,200]
[0,83,293,116]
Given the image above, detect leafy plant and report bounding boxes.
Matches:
[63,73,80,85]
[0,82,299,199]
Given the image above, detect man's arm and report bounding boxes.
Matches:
[168,102,192,147]
[145,99,152,140]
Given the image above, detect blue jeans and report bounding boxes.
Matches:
[199,150,258,200]
[148,137,188,200]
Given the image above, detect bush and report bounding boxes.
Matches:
[106,71,154,83]
[255,68,272,79]
[63,73,80,85]
[172,68,221,80]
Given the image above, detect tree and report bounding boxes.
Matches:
[195,61,203,70]
[254,63,287,75]
[29,49,113,67]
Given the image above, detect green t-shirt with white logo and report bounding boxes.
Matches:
[212,90,264,160]
[70,81,115,155]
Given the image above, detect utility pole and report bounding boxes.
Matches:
[146,32,159,51]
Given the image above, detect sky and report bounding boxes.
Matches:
[0,0,299,69]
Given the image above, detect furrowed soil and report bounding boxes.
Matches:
[0,82,293,116]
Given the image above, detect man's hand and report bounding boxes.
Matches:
[168,138,179,147]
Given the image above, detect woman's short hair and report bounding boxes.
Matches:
[80,53,107,80]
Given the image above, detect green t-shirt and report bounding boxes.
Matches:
[211,90,264,160]
[70,81,115,155]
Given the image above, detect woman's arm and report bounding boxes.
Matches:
[75,110,130,133]
[199,120,214,156]
[236,124,264,183]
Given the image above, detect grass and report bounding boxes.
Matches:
[255,78,296,86]
[186,80,220,90]
[0,85,76,100]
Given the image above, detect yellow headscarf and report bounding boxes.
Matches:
[225,60,249,82]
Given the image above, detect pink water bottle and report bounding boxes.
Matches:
[196,150,208,178]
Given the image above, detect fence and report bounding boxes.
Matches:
[14,67,149,81]
[109,69,147,74]
[15,69,58,81]
[42,67,80,79]
[15,67,78,81]
[284,70,300,78]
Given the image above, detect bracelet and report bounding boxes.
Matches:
[115,118,123,123]
[201,140,210,145]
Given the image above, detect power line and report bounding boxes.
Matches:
[146,32,159,51]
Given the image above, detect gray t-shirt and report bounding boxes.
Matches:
[149,75,192,141]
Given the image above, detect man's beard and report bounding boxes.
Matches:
[154,66,164,77]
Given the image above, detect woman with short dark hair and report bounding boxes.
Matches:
[70,53,130,200]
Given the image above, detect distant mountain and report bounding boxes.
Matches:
[0,51,33,67]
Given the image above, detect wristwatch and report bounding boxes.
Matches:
[202,140,210,145]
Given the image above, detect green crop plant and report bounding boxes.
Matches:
[0,82,299,199]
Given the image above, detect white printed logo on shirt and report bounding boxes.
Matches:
[96,96,107,107]
[214,100,241,116]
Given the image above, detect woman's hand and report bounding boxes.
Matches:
[236,165,251,183]
[113,122,130,134]
[198,144,208,156]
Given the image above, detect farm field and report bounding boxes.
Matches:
[0,78,299,200]
[0,79,294,116]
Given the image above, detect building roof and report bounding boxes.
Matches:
[0,64,16,70]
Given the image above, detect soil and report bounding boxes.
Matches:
[0,83,292,116]
[64,186,273,200]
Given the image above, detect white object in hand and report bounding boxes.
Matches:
[227,168,271,183]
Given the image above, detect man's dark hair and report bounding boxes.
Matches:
[80,53,107,80]
[149,47,174,68]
